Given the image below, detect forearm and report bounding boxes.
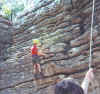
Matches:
[81,77,90,94]
[38,51,46,56]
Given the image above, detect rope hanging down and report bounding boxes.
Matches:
[89,0,95,68]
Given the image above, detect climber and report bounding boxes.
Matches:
[31,39,46,74]
[55,68,95,94]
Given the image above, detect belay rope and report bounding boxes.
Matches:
[89,0,100,94]
[89,0,95,69]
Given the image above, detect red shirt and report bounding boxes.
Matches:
[31,44,38,55]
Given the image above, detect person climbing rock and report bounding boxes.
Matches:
[55,68,99,94]
[31,39,46,74]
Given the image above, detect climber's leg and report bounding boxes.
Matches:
[32,55,35,73]
[33,63,41,73]
[35,55,41,73]
[36,63,41,72]
[32,55,41,74]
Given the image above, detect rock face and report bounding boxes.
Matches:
[0,0,100,94]
[0,16,13,61]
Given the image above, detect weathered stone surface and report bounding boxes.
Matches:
[0,16,13,61]
[0,0,100,94]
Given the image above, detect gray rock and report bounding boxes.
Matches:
[0,17,13,61]
[50,43,66,52]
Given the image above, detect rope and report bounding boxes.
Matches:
[89,0,95,69]
[89,2,99,94]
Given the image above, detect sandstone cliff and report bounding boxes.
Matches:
[0,0,100,94]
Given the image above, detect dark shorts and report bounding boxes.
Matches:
[32,55,40,64]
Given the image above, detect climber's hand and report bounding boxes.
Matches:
[38,50,46,56]
[85,68,95,82]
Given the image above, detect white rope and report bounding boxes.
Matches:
[89,0,95,69]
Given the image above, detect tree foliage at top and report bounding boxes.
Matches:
[0,0,63,21]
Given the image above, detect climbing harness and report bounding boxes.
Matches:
[89,0,95,69]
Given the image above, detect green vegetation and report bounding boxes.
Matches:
[0,0,61,20]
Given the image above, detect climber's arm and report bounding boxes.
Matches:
[38,50,46,57]
[81,68,94,94]
[81,75,89,94]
